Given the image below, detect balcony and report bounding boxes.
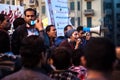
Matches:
[84,0,94,2]
[84,9,94,17]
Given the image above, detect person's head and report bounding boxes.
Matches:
[24,8,37,24]
[0,14,11,31]
[20,35,46,68]
[0,30,10,53]
[45,25,57,39]
[85,32,91,40]
[82,37,116,73]
[64,25,73,35]
[72,48,84,66]
[77,26,84,38]
[51,47,72,70]
[13,17,25,29]
[66,29,79,42]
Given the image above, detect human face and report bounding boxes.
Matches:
[70,31,79,42]
[0,17,11,31]
[47,26,57,38]
[78,30,84,38]
[86,32,91,40]
[24,11,36,24]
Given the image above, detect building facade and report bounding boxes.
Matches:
[113,0,120,46]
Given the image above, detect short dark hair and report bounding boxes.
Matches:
[51,47,72,70]
[77,26,83,32]
[0,14,5,23]
[24,8,37,16]
[20,35,45,68]
[83,37,116,72]
[45,25,55,33]
[64,25,72,32]
[72,48,84,66]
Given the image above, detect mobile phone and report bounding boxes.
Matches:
[30,20,36,26]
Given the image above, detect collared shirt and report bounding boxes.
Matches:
[26,24,39,36]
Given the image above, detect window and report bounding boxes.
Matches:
[78,17,80,26]
[0,0,4,3]
[87,2,91,9]
[20,0,24,6]
[70,2,74,10]
[117,3,120,8]
[42,6,45,14]
[71,17,75,26]
[77,1,80,11]
[87,17,92,27]
[12,0,15,5]
[6,1,10,4]
[105,2,112,9]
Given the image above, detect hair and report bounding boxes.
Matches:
[0,30,10,53]
[65,29,76,38]
[0,14,5,23]
[45,24,55,33]
[51,47,72,70]
[20,35,45,68]
[64,25,72,32]
[77,26,83,32]
[72,48,84,66]
[24,8,37,16]
[83,37,116,73]
[13,17,25,29]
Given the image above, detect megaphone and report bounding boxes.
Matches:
[83,26,101,34]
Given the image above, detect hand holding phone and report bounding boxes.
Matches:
[34,19,44,31]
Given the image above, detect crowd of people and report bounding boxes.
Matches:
[0,8,119,80]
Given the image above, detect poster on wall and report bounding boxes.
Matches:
[0,4,24,23]
[45,0,70,36]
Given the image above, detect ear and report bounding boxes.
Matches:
[81,56,86,66]
[46,31,50,35]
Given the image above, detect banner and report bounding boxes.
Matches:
[0,4,24,23]
[45,0,69,36]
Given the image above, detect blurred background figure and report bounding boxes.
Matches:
[2,35,52,80]
[0,30,21,79]
[69,48,87,80]
[49,47,79,80]
[0,14,11,33]
[13,17,25,30]
[82,37,116,80]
